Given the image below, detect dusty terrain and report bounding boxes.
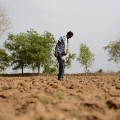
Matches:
[0,73,120,120]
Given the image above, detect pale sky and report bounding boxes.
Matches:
[0,0,120,73]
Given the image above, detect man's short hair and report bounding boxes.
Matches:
[67,31,74,36]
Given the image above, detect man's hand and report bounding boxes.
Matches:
[62,51,67,56]
[54,52,58,57]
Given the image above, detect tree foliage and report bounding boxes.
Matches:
[104,39,120,63]
[43,65,56,73]
[66,53,76,69]
[43,52,76,73]
[26,30,55,73]
[0,48,11,72]
[0,3,11,38]
[77,43,95,72]
[4,29,55,73]
[4,32,28,73]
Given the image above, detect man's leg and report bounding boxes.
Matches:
[61,60,65,79]
[57,53,64,80]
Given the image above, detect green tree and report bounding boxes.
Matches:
[104,39,120,63]
[0,48,11,72]
[4,29,55,73]
[77,43,95,73]
[38,31,55,73]
[25,29,43,73]
[26,30,55,73]
[4,33,28,73]
[66,53,76,69]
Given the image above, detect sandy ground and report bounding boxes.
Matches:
[0,73,120,120]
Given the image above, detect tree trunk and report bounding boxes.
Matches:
[85,66,87,77]
[22,64,24,74]
[32,63,35,73]
[38,65,40,73]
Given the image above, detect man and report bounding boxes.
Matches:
[54,31,74,80]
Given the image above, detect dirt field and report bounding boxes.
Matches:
[0,73,120,120]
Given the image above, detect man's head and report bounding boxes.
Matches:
[66,31,73,39]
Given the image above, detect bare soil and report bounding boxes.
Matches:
[0,73,120,120]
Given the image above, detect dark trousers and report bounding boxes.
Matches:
[57,53,65,80]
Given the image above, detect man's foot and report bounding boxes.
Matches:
[58,74,64,81]
[58,77,63,81]
[58,78,62,81]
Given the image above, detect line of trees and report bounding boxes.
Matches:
[4,29,56,73]
[0,29,120,73]
[0,28,76,73]
[0,3,120,73]
[0,27,120,73]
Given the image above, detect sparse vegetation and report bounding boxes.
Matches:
[97,69,104,73]
[66,53,76,69]
[33,95,48,108]
[0,3,11,38]
[55,91,65,100]
[77,43,95,73]
[104,39,120,63]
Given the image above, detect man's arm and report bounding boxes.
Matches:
[63,39,68,56]
[54,41,60,57]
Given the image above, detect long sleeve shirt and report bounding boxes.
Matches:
[57,36,68,54]
[57,36,69,60]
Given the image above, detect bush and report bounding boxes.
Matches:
[97,69,103,73]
